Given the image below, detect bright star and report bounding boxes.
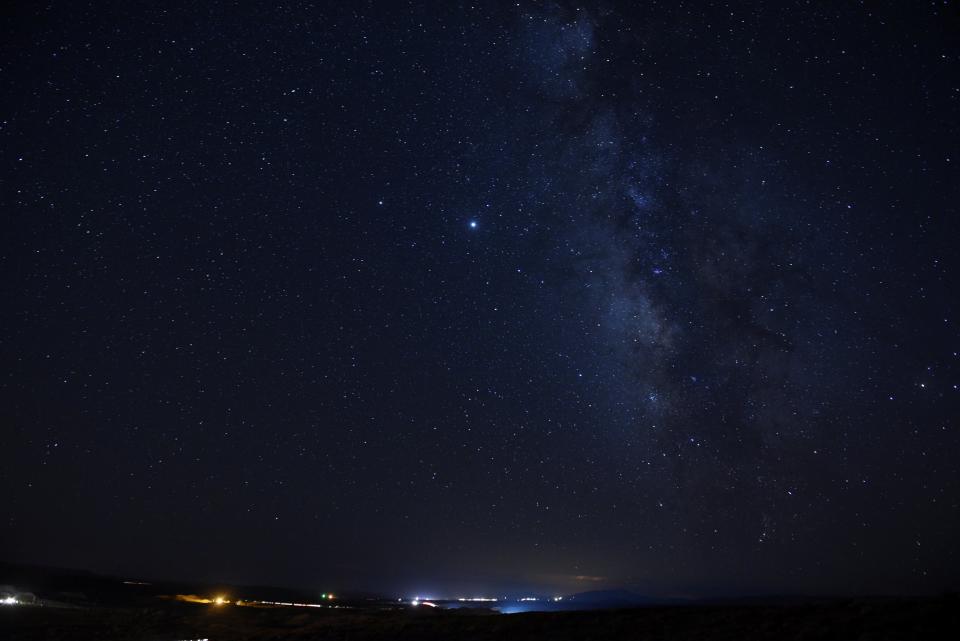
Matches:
[469,220,478,229]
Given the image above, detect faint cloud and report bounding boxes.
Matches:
[574,574,607,583]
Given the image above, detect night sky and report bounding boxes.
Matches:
[2,1,958,598]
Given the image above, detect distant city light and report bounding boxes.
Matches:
[242,600,327,608]
[173,594,337,610]
[411,600,420,606]
[1,596,18,605]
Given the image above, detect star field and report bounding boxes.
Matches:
[1,1,958,597]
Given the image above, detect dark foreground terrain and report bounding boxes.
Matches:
[2,596,957,641]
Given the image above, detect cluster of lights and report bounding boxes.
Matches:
[175,593,335,608]
[410,596,437,607]
[1,596,19,605]
[408,595,566,607]
[238,600,329,608]
[233,594,335,608]
[174,595,223,605]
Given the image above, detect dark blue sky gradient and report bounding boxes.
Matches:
[1,1,958,597]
